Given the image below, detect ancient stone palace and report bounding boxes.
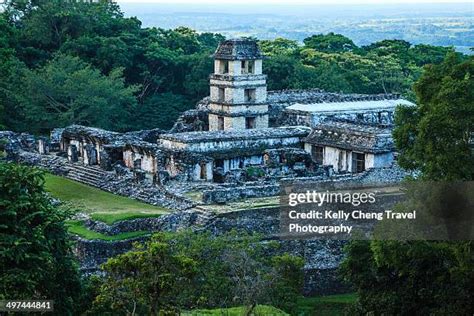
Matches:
[3,38,414,206]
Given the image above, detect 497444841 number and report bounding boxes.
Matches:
[0,300,54,312]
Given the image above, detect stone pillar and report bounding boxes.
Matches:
[60,139,67,152]
[37,139,49,155]
[193,163,201,181]
[84,144,97,165]
[67,144,78,162]
[206,162,213,181]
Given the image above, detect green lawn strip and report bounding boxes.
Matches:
[90,212,163,225]
[44,173,169,221]
[237,202,280,211]
[66,220,151,241]
[297,293,357,316]
[184,191,204,202]
[205,196,280,213]
[183,305,288,316]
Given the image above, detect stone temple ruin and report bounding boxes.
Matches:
[2,37,417,220]
[1,39,416,294]
[25,38,413,192]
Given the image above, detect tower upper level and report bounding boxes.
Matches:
[213,39,264,76]
[208,39,268,131]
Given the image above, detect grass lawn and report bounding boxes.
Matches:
[66,220,151,241]
[297,293,357,315]
[204,196,280,213]
[184,190,204,202]
[44,173,169,224]
[183,295,356,316]
[183,305,288,316]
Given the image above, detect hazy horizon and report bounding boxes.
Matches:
[117,2,473,54]
[119,2,472,19]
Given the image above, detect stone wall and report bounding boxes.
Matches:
[0,131,37,158]
[73,185,403,294]
[282,109,395,128]
[283,163,410,188]
[84,210,212,236]
[73,236,148,273]
[158,128,309,153]
[202,184,280,204]
[73,207,351,295]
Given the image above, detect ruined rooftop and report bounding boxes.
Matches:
[62,125,121,143]
[304,120,394,153]
[285,98,414,114]
[213,39,264,60]
[159,126,310,144]
[121,128,165,144]
[62,125,166,149]
[267,89,403,105]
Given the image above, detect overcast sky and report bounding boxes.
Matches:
[117,0,472,4]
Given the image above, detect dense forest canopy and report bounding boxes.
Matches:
[341,54,473,315]
[0,0,465,134]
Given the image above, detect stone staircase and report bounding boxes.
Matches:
[18,151,195,210]
[63,163,111,188]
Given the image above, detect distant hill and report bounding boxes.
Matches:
[120,2,473,54]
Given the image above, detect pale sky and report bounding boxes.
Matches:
[117,0,472,4]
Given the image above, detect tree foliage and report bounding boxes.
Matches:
[0,163,85,315]
[303,32,357,53]
[90,231,304,315]
[259,37,299,56]
[393,53,474,180]
[18,54,138,133]
[260,33,458,95]
[340,240,474,315]
[341,53,474,315]
[92,233,197,315]
[0,1,220,132]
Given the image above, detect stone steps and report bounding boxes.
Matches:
[67,171,104,184]
[63,163,110,187]
[67,169,105,183]
[18,151,195,211]
[67,173,101,185]
[65,163,107,174]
